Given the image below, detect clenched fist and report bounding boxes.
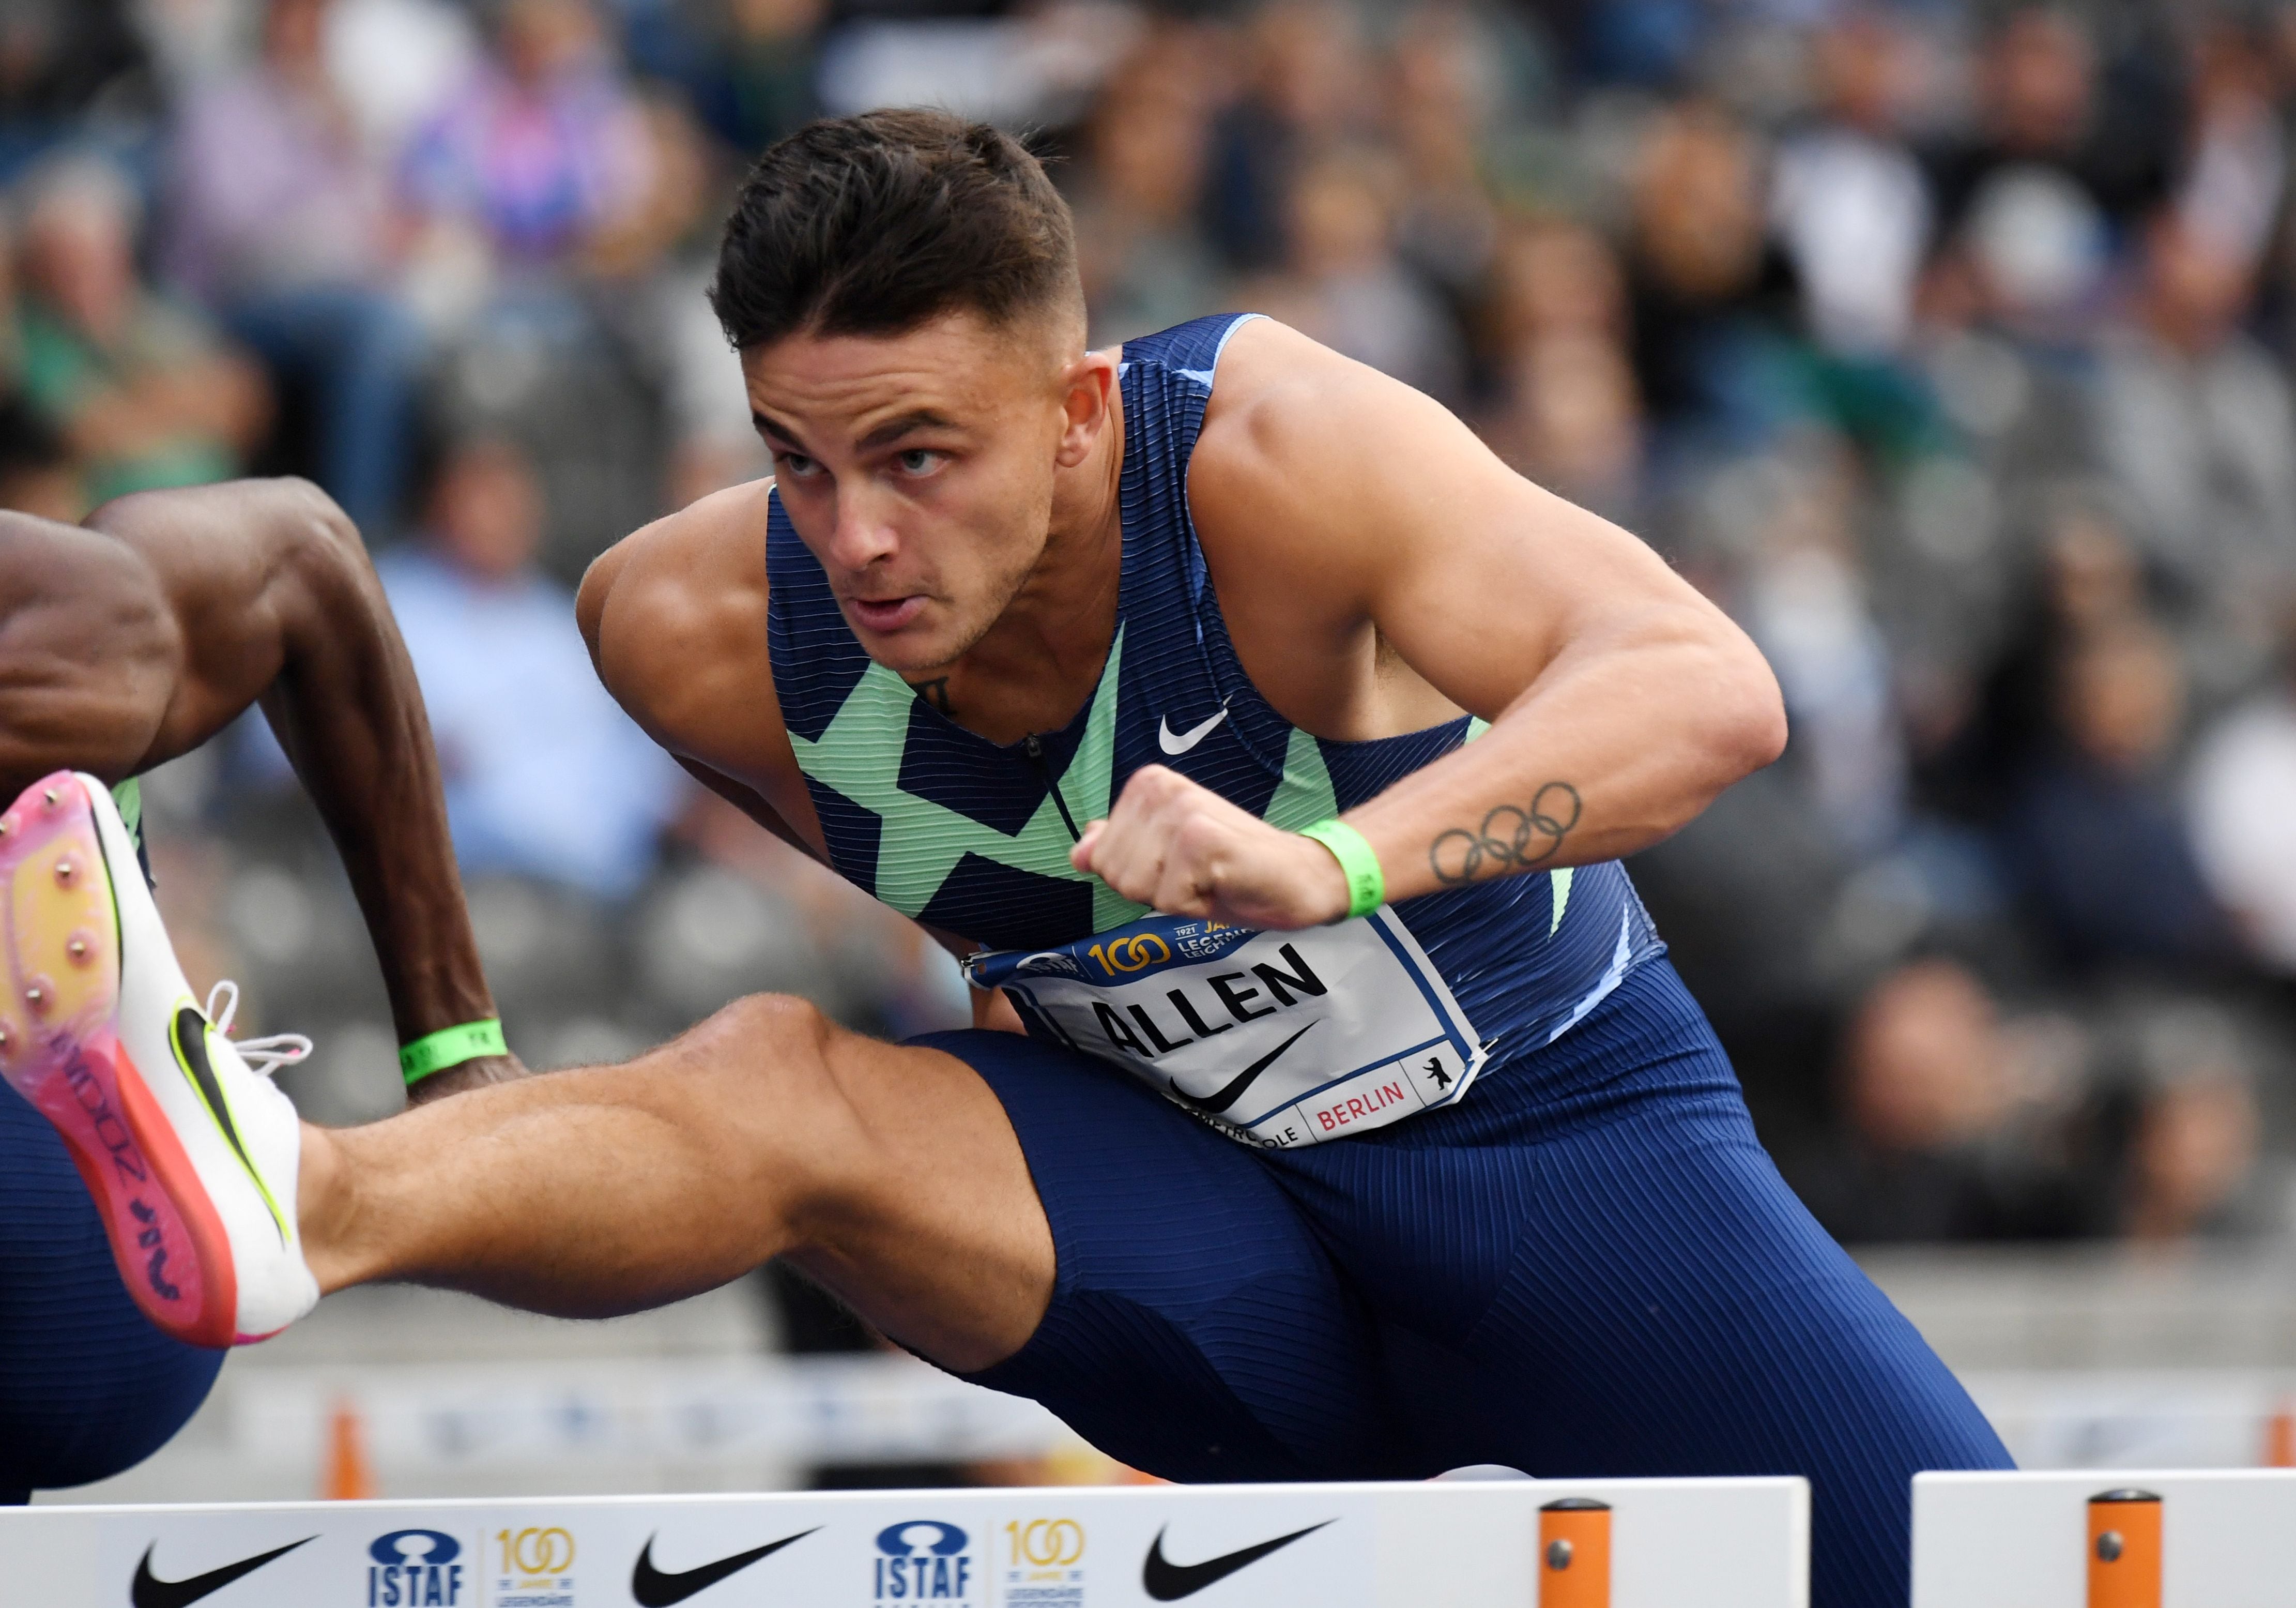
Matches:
[1069,764,1354,930]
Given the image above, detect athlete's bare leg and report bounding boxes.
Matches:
[297,994,1054,1371]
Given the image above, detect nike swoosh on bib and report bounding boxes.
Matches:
[1169,1020,1316,1115]
[632,1528,817,1606]
[1157,706,1229,755]
[1141,1521,1331,1600]
[132,1537,315,1608]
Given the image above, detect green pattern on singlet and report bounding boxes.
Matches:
[785,623,1348,934]
[110,777,143,847]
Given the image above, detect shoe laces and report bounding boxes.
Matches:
[204,980,313,1079]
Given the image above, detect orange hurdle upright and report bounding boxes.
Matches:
[1539,1496,1611,1608]
[2087,1489,2161,1608]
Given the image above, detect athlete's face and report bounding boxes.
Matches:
[744,308,1109,674]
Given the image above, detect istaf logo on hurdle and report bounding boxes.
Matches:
[875,1520,981,1608]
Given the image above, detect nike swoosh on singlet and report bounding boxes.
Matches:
[1169,1021,1316,1115]
[1141,1521,1331,1600]
[131,1537,315,1608]
[631,1529,817,1606]
[1157,706,1229,755]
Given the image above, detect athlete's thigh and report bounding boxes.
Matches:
[1465,1104,2010,1608]
[893,1029,1413,1482]
[780,1025,1060,1373]
[0,1084,223,1499]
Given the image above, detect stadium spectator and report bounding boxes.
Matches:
[1072,32,1223,346]
[1770,10,1931,359]
[1926,7,2174,241]
[2090,213,2296,699]
[1624,101,1801,443]
[11,155,269,502]
[1254,153,1462,399]
[2002,617,2236,974]
[2119,1003,2269,1241]
[1483,332,1644,522]
[397,0,656,291]
[1790,958,2089,1242]
[1205,0,1376,271]
[164,0,423,535]
[376,433,685,901]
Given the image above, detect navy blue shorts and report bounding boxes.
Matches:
[0,1080,225,1502]
[915,958,2011,1608]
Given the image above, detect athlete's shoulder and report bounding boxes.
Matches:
[1187,320,1452,600]
[579,478,776,745]
[1195,317,1452,480]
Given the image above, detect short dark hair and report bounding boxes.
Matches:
[709,109,1080,352]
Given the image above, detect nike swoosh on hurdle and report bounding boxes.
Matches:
[131,1537,315,1608]
[1158,706,1230,755]
[1169,1020,1317,1116]
[631,1528,818,1606]
[1141,1521,1333,1600]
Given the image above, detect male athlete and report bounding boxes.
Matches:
[0,477,512,1500]
[4,111,2011,1601]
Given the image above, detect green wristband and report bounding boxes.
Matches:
[400,1019,508,1085]
[1298,818,1385,920]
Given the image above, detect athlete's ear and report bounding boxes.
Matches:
[1053,347,1119,469]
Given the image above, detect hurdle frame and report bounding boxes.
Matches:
[1,1475,1809,1606]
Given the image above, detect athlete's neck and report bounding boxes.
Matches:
[926,384,1126,746]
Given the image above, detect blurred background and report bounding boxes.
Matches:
[22,0,2296,1501]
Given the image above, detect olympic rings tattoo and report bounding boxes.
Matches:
[1429,781,1582,885]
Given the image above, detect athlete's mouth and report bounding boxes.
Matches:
[846,595,927,631]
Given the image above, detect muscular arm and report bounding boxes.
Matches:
[1076,322,1787,926]
[0,479,511,1102]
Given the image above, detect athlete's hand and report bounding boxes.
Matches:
[1072,765,1352,929]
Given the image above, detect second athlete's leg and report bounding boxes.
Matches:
[300,994,1057,1372]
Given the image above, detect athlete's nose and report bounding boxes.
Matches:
[823,487,901,572]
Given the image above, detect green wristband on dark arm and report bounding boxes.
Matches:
[1298,818,1385,919]
[400,1019,508,1085]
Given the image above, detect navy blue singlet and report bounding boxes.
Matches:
[769,313,1663,1146]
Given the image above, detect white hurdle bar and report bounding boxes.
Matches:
[1912,1468,2296,1607]
[0,1476,1809,1606]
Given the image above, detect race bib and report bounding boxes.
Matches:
[965,911,1486,1148]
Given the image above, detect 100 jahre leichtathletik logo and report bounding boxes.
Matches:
[367,1530,464,1606]
[1002,1518,1086,1607]
[492,1526,575,1608]
[875,1521,978,1606]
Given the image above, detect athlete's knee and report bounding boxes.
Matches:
[676,992,862,1167]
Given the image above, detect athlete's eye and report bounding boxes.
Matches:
[776,451,821,478]
[895,449,943,477]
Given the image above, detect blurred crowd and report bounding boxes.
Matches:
[7,0,2296,1301]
